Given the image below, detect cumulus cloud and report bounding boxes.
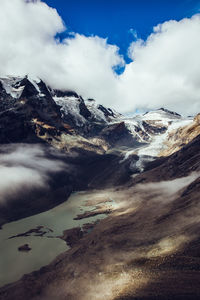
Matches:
[122,15,200,114]
[0,0,199,115]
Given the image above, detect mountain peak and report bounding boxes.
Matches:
[158,107,181,117]
[142,107,182,121]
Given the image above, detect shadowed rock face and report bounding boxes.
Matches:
[52,89,79,99]
[0,82,16,111]
[19,80,62,125]
[0,78,65,144]
[98,104,116,118]
[100,122,140,148]
[19,78,40,99]
[79,97,92,120]
[142,120,167,135]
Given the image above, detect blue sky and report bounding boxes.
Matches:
[1,0,200,114]
[44,0,200,62]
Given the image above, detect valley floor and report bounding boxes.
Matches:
[1,169,200,300]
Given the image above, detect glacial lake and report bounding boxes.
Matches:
[0,192,109,287]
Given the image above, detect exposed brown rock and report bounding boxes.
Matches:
[159,114,200,156]
[131,133,200,185]
[59,227,83,247]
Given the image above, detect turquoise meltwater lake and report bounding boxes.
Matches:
[0,192,108,287]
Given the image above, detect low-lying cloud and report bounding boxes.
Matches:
[0,144,66,203]
[0,0,200,115]
[136,172,200,198]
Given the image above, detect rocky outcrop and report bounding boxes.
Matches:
[159,114,200,156]
[60,227,83,247]
[51,89,79,99]
[142,120,167,135]
[18,244,31,252]
[78,97,92,120]
[97,104,116,118]
[159,107,181,117]
[131,133,200,185]
[100,122,141,147]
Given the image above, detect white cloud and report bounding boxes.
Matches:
[121,15,200,114]
[0,144,66,203]
[0,0,199,115]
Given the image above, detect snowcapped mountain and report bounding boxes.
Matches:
[0,75,195,154]
[0,76,121,136]
[52,87,192,147]
[52,90,122,136]
[0,75,120,124]
[2,76,198,181]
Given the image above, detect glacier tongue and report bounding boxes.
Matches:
[119,110,193,173]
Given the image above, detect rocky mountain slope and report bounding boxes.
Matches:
[0,76,191,148]
[0,75,197,224]
[159,113,200,156]
[0,75,199,300]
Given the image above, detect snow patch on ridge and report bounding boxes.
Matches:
[54,96,87,127]
[0,76,24,98]
[138,119,193,157]
[85,99,107,123]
